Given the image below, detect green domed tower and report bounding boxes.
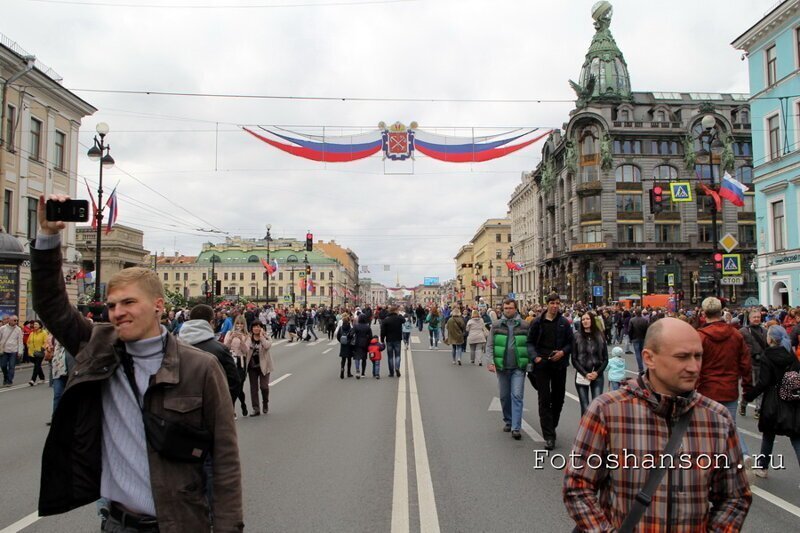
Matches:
[569,1,632,108]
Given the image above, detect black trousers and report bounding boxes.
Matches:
[340,356,352,375]
[529,364,567,441]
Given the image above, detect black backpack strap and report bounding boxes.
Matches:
[618,408,693,533]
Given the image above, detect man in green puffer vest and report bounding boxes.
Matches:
[484,298,532,440]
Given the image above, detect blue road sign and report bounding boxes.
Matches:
[593,286,604,297]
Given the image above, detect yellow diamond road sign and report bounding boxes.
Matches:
[719,233,739,253]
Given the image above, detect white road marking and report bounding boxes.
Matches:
[328,340,338,346]
[284,341,300,348]
[268,373,291,386]
[751,486,800,518]
[521,419,545,442]
[0,381,50,394]
[391,352,409,533]
[407,348,441,532]
[411,335,421,344]
[272,339,288,346]
[565,391,579,402]
[488,397,528,412]
[322,348,332,354]
[738,428,762,440]
[0,511,39,533]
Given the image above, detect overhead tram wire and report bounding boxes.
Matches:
[29,0,416,8]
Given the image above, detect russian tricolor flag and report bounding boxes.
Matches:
[719,172,748,207]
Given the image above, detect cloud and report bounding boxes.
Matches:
[4,0,765,287]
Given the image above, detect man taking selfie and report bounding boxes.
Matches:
[32,195,243,532]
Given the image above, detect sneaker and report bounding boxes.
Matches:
[242,406,248,417]
[452,361,456,365]
[429,345,433,350]
[503,423,511,432]
[754,409,760,420]
[29,380,35,386]
[754,468,768,479]
[544,439,555,451]
[234,413,238,420]
[396,371,401,378]
[458,360,462,366]
[739,402,747,417]
[250,409,261,417]
[511,430,522,440]
[356,374,360,380]
[479,363,482,366]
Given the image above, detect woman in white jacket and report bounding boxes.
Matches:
[465,310,488,365]
[244,321,274,416]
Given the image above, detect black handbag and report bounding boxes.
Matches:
[142,410,213,463]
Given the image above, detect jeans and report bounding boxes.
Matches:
[755,432,800,470]
[609,380,621,391]
[402,332,411,346]
[52,375,67,414]
[497,368,526,431]
[631,339,644,373]
[530,363,568,441]
[0,352,17,385]
[576,376,604,416]
[720,400,750,456]
[372,360,380,377]
[102,514,159,532]
[417,319,424,332]
[451,344,463,362]
[307,326,318,340]
[429,328,439,347]
[386,341,402,376]
[469,343,485,363]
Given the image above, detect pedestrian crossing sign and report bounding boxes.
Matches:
[669,182,693,202]
[722,254,742,275]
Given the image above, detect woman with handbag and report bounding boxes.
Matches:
[244,321,274,416]
[27,320,48,386]
[571,311,608,416]
[743,325,800,477]
[224,316,250,419]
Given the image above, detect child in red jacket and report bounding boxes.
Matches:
[368,336,385,379]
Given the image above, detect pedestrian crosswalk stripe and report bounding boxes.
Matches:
[411,336,421,344]
[328,340,338,346]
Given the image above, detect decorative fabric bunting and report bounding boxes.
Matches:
[505,261,523,271]
[244,123,550,164]
[719,171,748,207]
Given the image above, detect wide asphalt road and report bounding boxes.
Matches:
[0,327,798,532]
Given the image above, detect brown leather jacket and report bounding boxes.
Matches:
[32,246,243,532]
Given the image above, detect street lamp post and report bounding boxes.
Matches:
[86,122,115,302]
[264,224,272,306]
[508,246,515,298]
[287,254,298,307]
[697,114,723,298]
[488,260,494,307]
[329,271,334,308]
[209,254,220,304]
[456,275,463,303]
[474,263,482,303]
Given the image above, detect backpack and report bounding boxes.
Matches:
[778,366,800,402]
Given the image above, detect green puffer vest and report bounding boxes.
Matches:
[492,318,530,370]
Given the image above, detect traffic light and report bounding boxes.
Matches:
[713,253,723,271]
[649,186,664,214]
[306,232,313,251]
[306,265,311,276]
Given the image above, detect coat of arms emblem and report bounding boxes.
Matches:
[380,121,417,161]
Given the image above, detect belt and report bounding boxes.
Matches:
[109,502,159,531]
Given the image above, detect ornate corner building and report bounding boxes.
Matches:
[509,3,755,307]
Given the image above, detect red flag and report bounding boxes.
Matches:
[700,183,721,212]
[261,258,275,275]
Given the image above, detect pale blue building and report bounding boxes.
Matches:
[734,1,800,307]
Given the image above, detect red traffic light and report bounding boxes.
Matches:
[713,253,723,262]
[653,186,663,196]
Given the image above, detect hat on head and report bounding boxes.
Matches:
[611,346,624,358]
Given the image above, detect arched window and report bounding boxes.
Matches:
[653,165,678,181]
[579,126,600,183]
[248,255,259,263]
[615,164,641,183]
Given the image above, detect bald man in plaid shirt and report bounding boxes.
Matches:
[564,318,751,532]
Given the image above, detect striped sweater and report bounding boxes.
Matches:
[563,374,751,532]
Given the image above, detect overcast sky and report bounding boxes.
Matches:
[5,0,770,287]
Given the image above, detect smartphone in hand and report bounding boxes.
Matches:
[45,199,90,222]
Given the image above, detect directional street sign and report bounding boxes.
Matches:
[719,233,739,254]
[669,182,693,202]
[593,286,603,297]
[722,254,742,276]
[720,276,744,286]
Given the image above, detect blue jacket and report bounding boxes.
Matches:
[607,357,626,382]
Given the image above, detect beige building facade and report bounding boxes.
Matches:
[0,34,96,318]
[453,218,512,306]
[454,244,475,302]
[76,224,150,300]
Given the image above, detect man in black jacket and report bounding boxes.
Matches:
[178,304,240,405]
[526,294,574,450]
[739,309,767,418]
[628,309,650,374]
[380,306,404,377]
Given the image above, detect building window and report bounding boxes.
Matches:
[278,272,283,281]
[694,163,719,182]
[736,196,755,213]
[238,272,243,281]
[697,195,716,216]
[617,224,643,243]
[239,286,244,296]
[581,195,600,213]
[183,272,188,281]
[175,273,180,281]
[251,287,256,297]
[656,110,666,122]
[615,164,641,183]
[655,224,681,243]
[3,190,11,232]
[224,272,229,281]
[619,110,629,121]
[772,200,785,250]
[579,129,600,183]
[738,224,756,245]
[733,142,752,157]
[251,272,256,280]
[616,194,642,212]
[653,165,678,181]
[54,131,66,171]
[495,250,502,259]
[26,197,37,239]
[581,224,602,243]
[507,233,511,242]
[278,287,284,296]
[698,224,713,242]
[768,115,781,160]
[5,105,15,151]
[740,109,750,124]
[270,286,275,297]
[613,140,642,155]
[311,271,316,280]
[495,233,501,243]
[202,272,207,281]
[30,118,42,161]
[164,273,168,281]
[650,141,679,156]
[766,45,777,86]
